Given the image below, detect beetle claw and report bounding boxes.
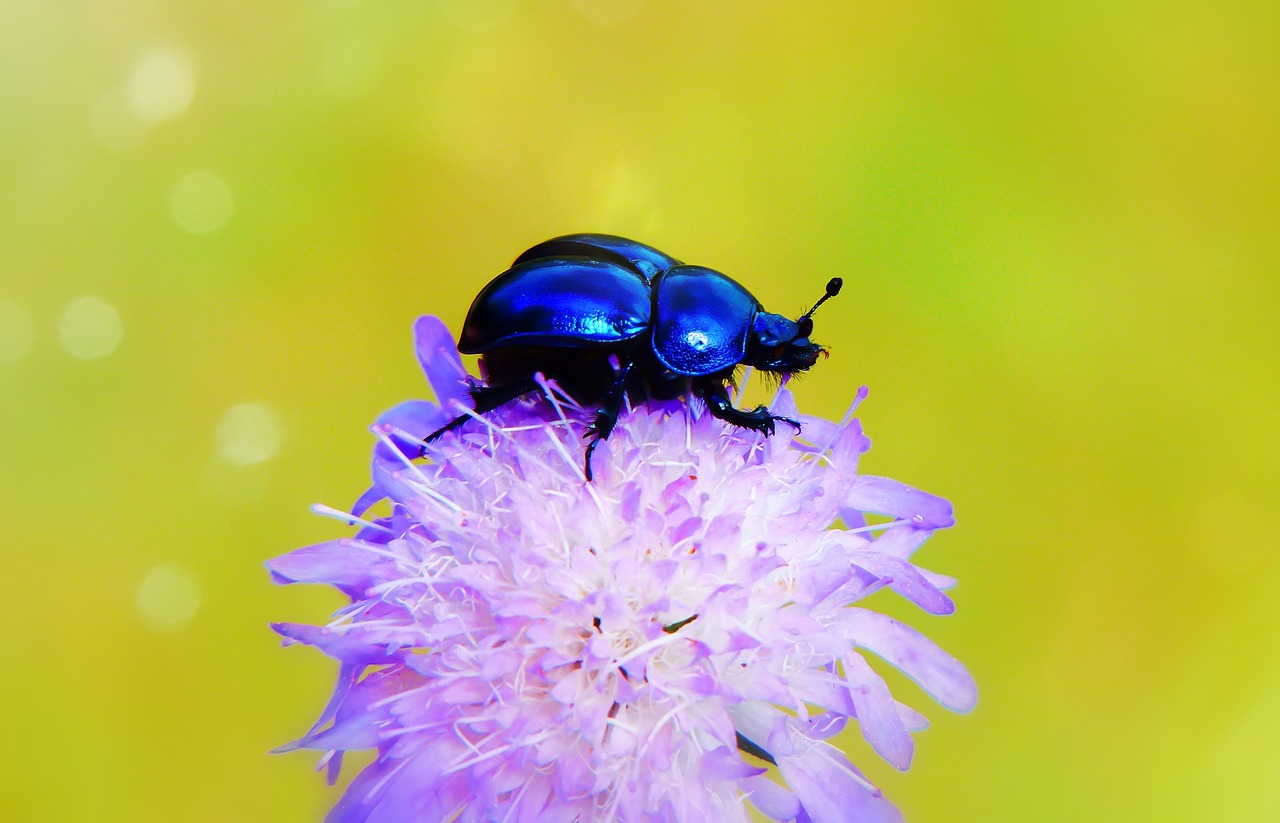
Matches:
[777,415,802,433]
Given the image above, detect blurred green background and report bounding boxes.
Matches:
[2,1,1277,820]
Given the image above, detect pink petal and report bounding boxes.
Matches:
[896,701,930,732]
[834,608,978,713]
[842,651,913,770]
[864,521,936,560]
[413,315,470,412]
[267,539,395,593]
[272,621,414,666]
[775,735,905,823]
[849,551,955,615]
[844,476,955,529]
[742,774,800,821]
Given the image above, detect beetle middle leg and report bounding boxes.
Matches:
[582,358,634,481]
[693,377,801,436]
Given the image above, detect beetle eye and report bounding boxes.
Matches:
[796,317,813,338]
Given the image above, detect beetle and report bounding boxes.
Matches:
[423,234,842,480]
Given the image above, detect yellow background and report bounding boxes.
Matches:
[2,2,1277,821]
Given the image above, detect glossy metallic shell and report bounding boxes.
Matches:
[458,257,651,354]
[511,234,680,282]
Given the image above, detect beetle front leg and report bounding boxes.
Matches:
[582,359,634,481]
[693,378,801,436]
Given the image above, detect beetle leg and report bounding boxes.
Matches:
[735,731,777,765]
[693,378,802,436]
[420,378,540,453]
[582,359,634,481]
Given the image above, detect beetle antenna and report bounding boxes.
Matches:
[799,277,843,322]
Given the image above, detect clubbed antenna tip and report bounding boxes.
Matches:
[800,277,843,323]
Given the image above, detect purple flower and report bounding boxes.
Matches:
[270,316,975,822]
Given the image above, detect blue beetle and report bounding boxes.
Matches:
[424,234,842,480]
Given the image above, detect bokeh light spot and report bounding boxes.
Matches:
[216,402,281,465]
[58,297,122,359]
[136,562,202,630]
[128,46,196,122]
[171,171,234,235]
[0,302,36,362]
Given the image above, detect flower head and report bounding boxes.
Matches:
[270,316,975,822]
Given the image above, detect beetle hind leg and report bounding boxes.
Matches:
[581,360,635,481]
[420,378,540,454]
[693,378,802,436]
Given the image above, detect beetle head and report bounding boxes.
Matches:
[744,277,842,374]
